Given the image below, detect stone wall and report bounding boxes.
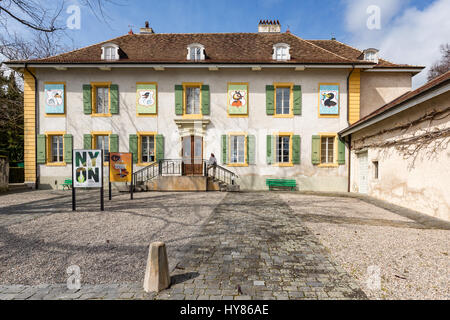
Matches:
[350,92,450,221]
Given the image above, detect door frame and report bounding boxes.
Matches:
[181,135,204,176]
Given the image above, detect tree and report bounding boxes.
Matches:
[0,70,23,162]
[428,44,450,81]
[0,0,122,162]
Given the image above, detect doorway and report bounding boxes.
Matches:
[358,151,368,194]
[182,135,203,176]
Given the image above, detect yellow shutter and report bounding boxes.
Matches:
[348,69,360,125]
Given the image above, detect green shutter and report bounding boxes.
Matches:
[110,134,119,153]
[155,134,165,162]
[83,85,92,115]
[129,134,138,163]
[37,134,46,164]
[292,135,301,164]
[64,134,73,164]
[201,85,210,115]
[293,85,302,115]
[266,135,273,164]
[110,84,119,114]
[247,135,255,165]
[338,137,346,165]
[175,85,183,115]
[312,135,320,165]
[83,134,92,149]
[266,85,274,115]
[221,135,228,165]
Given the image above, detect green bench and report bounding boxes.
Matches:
[266,179,297,191]
[61,179,72,190]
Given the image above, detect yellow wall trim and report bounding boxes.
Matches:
[348,69,361,124]
[24,69,36,183]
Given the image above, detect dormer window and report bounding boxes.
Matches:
[363,48,379,63]
[187,43,205,61]
[101,43,120,61]
[273,43,290,61]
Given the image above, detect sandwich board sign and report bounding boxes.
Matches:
[72,149,104,211]
[73,150,103,188]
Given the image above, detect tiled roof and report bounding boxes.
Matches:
[4,33,375,65]
[340,70,450,135]
[307,39,423,68]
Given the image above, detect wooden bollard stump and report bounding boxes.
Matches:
[143,242,171,293]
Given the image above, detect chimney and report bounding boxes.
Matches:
[258,20,281,33]
[140,21,155,34]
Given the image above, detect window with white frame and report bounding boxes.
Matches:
[95,86,109,114]
[101,43,119,61]
[230,135,245,164]
[273,43,290,61]
[185,86,201,114]
[321,136,335,164]
[276,136,290,163]
[187,44,205,61]
[141,135,155,163]
[50,135,64,163]
[95,135,110,162]
[276,87,291,114]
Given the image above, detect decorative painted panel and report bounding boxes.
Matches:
[228,83,248,116]
[136,83,157,114]
[319,84,339,116]
[44,83,65,114]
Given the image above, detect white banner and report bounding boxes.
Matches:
[73,149,103,188]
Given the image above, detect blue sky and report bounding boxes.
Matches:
[68,0,432,45]
[5,0,450,87]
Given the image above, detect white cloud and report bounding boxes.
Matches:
[344,0,450,88]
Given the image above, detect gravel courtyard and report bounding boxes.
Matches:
[0,190,226,285]
[0,190,448,300]
[281,193,450,300]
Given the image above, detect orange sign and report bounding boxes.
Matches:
[109,153,132,183]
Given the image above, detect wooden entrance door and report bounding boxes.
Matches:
[182,136,203,176]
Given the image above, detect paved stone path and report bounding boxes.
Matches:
[0,192,366,300]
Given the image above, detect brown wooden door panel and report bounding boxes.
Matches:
[182,136,203,176]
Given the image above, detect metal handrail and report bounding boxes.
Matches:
[132,158,239,187]
[206,163,239,185]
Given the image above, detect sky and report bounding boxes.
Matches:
[6,0,450,87]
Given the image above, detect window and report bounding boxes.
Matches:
[94,135,110,162]
[276,87,291,115]
[95,86,109,114]
[230,135,246,164]
[363,48,379,63]
[321,136,335,164]
[276,136,290,163]
[48,135,64,163]
[141,135,155,163]
[101,43,119,61]
[373,161,379,179]
[185,86,201,115]
[273,43,290,61]
[187,44,205,61]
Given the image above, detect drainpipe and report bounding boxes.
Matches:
[347,135,352,193]
[345,64,355,193]
[24,63,39,190]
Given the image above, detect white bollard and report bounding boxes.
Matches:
[143,242,171,293]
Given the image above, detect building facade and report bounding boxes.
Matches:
[340,71,450,221]
[6,21,423,191]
